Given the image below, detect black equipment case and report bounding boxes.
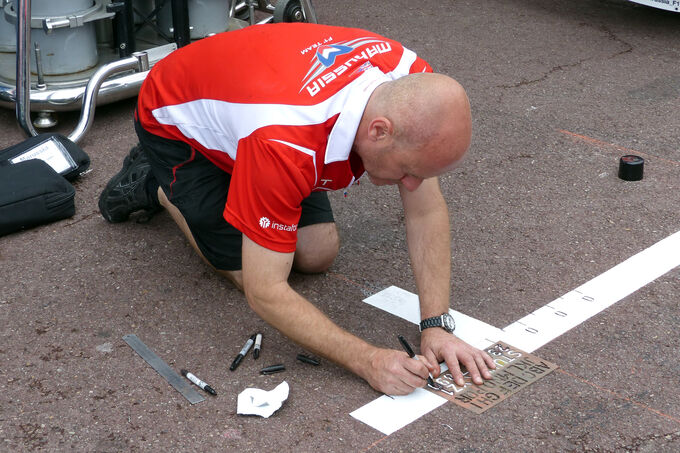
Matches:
[0,134,89,236]
[0,133,90,181]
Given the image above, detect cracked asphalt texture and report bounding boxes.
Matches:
[1,0,679,451]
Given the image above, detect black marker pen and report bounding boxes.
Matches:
[181,369,217,395]
[230,334,256,371]
[253,333,262,360]
[397,334,436,388]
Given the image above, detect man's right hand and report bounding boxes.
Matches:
[242,237,435,397]
[362,348,435,395]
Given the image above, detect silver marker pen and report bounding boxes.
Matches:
[181,369,217,395]
[230,334,256,371]
[253,333,262,360]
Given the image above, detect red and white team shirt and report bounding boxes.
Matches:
[137,23,432,253]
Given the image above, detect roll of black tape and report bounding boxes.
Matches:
[618,155,644,181]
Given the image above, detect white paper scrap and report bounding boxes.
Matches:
[237,381,289,418]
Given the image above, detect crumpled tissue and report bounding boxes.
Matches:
[237,381,289,418]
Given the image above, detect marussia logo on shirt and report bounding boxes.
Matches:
[316,44,353,67]
[259,216,298,232]
[299,37,392,97]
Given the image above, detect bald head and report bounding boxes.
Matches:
[362,73,472,173]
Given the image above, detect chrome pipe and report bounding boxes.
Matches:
[16,0,38,137]
[0,71,146,112]
[0,43,177,112]
[234,2,247,14]
[67,52,149,144]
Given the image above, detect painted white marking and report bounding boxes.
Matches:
[351,230,680,434]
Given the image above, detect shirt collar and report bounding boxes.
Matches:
[325,67,390,164]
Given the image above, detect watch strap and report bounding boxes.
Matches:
[419,315,443,332]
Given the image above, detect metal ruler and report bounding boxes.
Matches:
[123,334,205,405]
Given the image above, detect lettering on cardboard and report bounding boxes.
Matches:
[426,341,558,414]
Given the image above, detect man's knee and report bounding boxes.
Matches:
[293,223,339,273]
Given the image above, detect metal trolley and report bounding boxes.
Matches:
[2,0,317,143]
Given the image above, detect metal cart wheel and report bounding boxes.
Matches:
[273,0,305,23]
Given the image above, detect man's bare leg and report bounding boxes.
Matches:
[157,188,339,288]
[157,188,243,291]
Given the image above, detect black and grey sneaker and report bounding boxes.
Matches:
[98,144,161,223]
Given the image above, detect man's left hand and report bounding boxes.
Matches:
[420,328,496,386]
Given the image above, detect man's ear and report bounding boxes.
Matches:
[368,116,393,141]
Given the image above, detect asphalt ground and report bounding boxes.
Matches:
[1,0,679,451]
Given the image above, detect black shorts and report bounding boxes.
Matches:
[134,119,334,271]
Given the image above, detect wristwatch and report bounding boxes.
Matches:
[419,313,455,333]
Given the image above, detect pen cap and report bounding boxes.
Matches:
[260,364,285,374]
[397,335,415,357]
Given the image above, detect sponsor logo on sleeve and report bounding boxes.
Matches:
[259,216,297,232]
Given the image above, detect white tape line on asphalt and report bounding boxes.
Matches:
[351,230,680,435]
[500,230,680,352]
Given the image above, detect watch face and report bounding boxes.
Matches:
[442,314,455,332]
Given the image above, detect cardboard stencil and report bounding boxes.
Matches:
[426,341,558,414]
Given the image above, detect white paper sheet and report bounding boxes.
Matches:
[362,285,503,349]
[349,389,447,435]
